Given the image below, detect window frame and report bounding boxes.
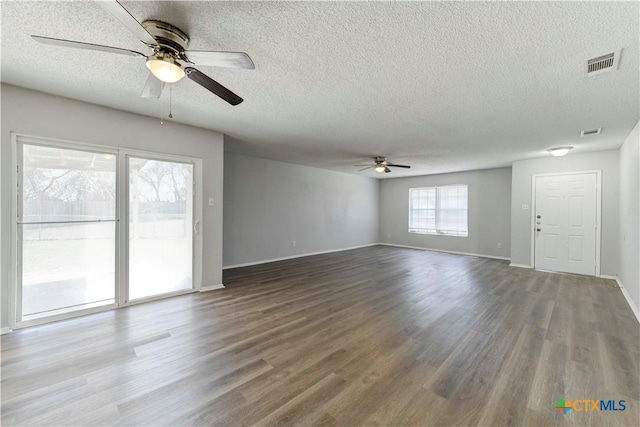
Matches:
[408,184,468,237]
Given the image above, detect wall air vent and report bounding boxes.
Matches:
[587,49,621,76]
[581,128,602,137]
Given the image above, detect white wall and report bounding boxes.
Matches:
[379,167,512,259]
[618,120,639,318]
[510,150,620,274]
[223,151,379,267]
[0,84,225,330]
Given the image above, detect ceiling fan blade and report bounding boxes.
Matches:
[357,166,374,172]
[141,73,165,98]
[184,67,243,105]
[96,0,157,46]
[384,167,392,173]
[31,35,145,57]
[387,163,411,168]
[184,51,255,69]
[353,164,373,167]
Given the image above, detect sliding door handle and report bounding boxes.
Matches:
[194,220,200,234]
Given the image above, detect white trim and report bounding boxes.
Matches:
[122,289,196,307]
[531,170,602,276]
[223,243,379,270]
[9,133,19,330]
[117,151,127,306]
[378,243,511,261]
[200,284,225,292]
[509,263,533,269]
[193,159,204,292]
[530,170,604,178]
[530,176,536,272]
[1,327,13,335]
[599,274,617,280]
[595,171,602,277]
[14,289,198,330]
[15,303,118,329]
[615,277,640,324]
[13,134,198,164]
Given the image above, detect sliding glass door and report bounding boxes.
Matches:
[18,143,117,321]
[15,137,199,326]
[127,157,194,301]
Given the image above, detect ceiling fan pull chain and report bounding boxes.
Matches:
[168,84,173,119]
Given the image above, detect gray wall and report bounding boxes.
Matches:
[1,84,225,330]
[223,152,379,267]
[379,167,512,259]
[619,120,639,314]
[510,150,620,275]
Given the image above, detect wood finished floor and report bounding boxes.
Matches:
[1,246,639,427]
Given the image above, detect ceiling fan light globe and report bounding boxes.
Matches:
[146,56,185,83]
[375,165,386,172]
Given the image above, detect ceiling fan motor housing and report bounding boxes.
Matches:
[142,20,189,56]
[374,156,387,165]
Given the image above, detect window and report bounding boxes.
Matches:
[409,185,468,236]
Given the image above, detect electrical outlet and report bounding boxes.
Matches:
[497,243,502,249]
[522,204,529,210]
[292,240,296,247]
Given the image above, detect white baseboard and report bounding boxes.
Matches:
[223,243,379,270]
[509,263,533,269]
[599,274,617,280]
[378,243,511,261]
[615,277,640,324]
[1,327,13,335]
[200,284,225,292]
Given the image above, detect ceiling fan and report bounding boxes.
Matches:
[354,156,411,173]
[31,0,253,105]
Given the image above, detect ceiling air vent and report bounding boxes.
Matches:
[587,49,621,76]
[581,128,602,137]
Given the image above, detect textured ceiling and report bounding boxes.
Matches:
[1,1,638,178]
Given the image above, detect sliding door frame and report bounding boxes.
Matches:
[123,153,199,305]
[10,133,203,329]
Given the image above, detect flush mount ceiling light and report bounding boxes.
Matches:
[145,53,185,83]
[548,146,573,157]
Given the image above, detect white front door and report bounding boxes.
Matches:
[534,173,598,276]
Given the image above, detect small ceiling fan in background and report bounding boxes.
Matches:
[31,0,254,105]
[354,156,411,173]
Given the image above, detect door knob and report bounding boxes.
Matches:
[537,215,541,219]
[536,228,541,232]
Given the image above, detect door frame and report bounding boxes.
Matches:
[10,133,203,329]
[530,170,602,277]
[123,152,199,305]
